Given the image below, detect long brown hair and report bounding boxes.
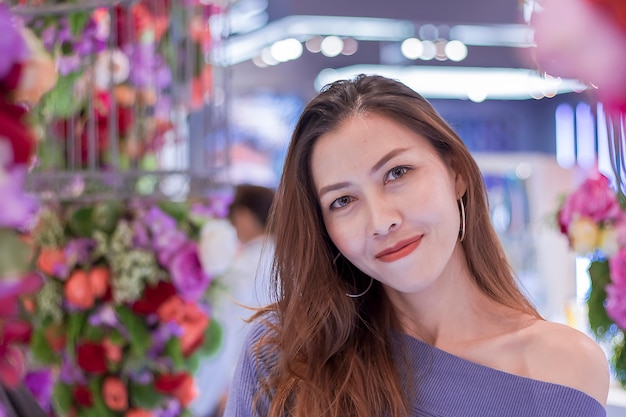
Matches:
[257,74,540,417]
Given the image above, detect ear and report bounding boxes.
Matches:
[454,172,467,199]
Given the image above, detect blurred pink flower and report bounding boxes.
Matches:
[532,0,626,113]
[558,172,621,233]
[169,242,211,302]
[610,248,626,286]
[606,282,626,329]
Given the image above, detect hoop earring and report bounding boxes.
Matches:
[346,277,373,298]
[332,252,341,264]
[458,198,466,242]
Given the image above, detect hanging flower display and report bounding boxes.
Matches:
[557,171,626,386]
[27,198,237,416]
[0,4,56,416]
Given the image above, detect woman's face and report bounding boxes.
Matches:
[311,113,466,294]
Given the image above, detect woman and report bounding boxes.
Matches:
[223,75,609,417]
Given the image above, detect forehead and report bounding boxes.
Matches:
[310,114,442,185]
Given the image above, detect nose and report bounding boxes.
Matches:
[366,196,400,236]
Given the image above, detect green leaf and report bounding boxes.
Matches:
[129,382,164,409]
[199,319,223,357]
[611,336,626,389]
[164,337,185,370]
[68,12,90,37]
[0,229,31,276]
[40,71,85,118]
[116,306,151,355]
[587,260,614,337]
[158,200,189,223]
[93,201,124,234]
[68,206,96,238]
[30,327,58,365]
[67,311,89,351]
[52,382,73,416]
[83,324,106,341]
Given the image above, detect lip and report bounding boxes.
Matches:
[375,236,422,263]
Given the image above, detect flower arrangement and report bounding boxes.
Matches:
[15,0,221,171]
[27,197,237,417]
[0,3,55,415]
[557,171,626,386]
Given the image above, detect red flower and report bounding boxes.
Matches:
[72,385,94,407]
[154,372,197,406]
[76,342,107,374]
[0,98,36,167]
[131,281,177,315]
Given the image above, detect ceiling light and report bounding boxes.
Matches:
[314,65,588,100]
[320,36,344,57]
[420,41,437,60]
[212,15,533,66]
[444,40,468,62]
[401,38,423,60]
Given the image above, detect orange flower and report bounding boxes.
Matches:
[64,270,95,309]
[102,338,123,363]
[157,296,209,356]
[179,303,209,357]
[155,373,197,407]
[124,409,153,417]
[89,267,110,298]
[157,295,184,323]
[173,373,197,407]
[37,247,66,277]
[102,377,128,411]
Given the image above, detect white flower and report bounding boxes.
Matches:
[198,219,237,276]
[94,49,130,89]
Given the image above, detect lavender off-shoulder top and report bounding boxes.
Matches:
[223,321,606,417]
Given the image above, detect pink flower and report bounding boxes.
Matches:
[559,173,621,233]
[531,0,626,113]
[169,242,211,302]
[606,282,626,329]
[610,249,626,286]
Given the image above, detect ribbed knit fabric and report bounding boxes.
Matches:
[223,320,606,417]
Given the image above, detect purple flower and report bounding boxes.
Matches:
[145,206,177,235]
[0,4,28,79]
[148,322,183,356]
[0,166,40,230]
[56,53,81,76]
[59,353,86,385]
[88,305,119,327]
[23,369,54,412]
[65,238,97,267]
[154,229,188,267]
[170,242,211,302]
[154,398,181,417]
[128,370,153,385]
[124,42,172,89]
[0,403,6,417]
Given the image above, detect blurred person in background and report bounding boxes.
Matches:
[192,183,276,417]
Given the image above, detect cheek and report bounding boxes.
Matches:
[325,217,360,257]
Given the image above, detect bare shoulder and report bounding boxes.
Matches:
[524,320,610,405]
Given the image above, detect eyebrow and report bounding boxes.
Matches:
[371,147,410,173]
[318,147,410,198]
